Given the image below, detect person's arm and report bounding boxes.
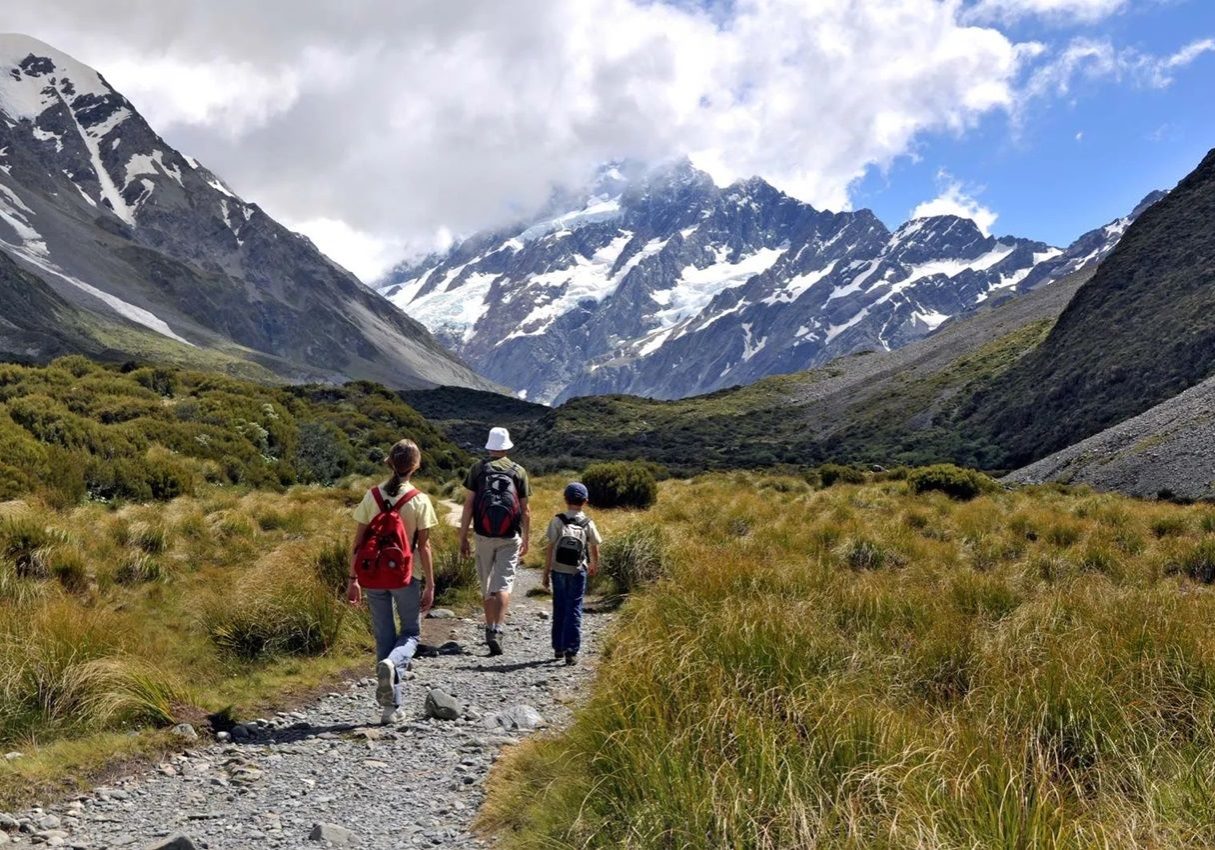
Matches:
[588,543,600,577]
[543,541,553,590]
[458,490,475,559]
[348,522,368,604]
[416,527,435,612]
[519,497,531,557]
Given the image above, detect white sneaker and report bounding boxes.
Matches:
[375,659,394,707]
[380,706,406,726]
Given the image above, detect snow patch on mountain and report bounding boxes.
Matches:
[654,245,786,327]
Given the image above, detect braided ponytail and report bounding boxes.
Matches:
[383,439,421,497]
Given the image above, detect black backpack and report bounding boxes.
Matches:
[473,461,523,538]
[553,514,590,568]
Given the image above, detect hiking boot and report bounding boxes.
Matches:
[487,629,503,657]
[375,659,394,707]
[564,652,578,666]
[554,649,565,660]
[380,705,406,726]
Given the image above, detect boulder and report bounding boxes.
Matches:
[172,724,199,741]
[426,608,455,619]
[143,835,198,850]
[484,705,546,732]
[424,689,462,721]
[309,823,355,845]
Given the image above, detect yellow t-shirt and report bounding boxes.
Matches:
[352,485,439,539]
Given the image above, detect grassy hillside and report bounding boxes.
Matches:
[0,357,469,507]
[482,474,1215,848]
[523,316,1055,474]
[961,148,1215,467]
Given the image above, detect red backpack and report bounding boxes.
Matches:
[354,488,419,589]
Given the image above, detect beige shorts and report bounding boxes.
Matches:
[475,534,521,597]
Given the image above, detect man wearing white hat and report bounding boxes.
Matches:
[459,427,532,656]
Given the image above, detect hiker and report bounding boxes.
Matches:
[543,482,602,665]
[458,427,531,656]
[348,439,438,724]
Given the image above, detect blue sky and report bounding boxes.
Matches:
[854,0,1215,245]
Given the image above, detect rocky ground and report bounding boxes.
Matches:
[1005,372,1215,500]
[0,564,607,850]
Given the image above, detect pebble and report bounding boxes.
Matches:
[427,608,456,619]
[3,566,606,850]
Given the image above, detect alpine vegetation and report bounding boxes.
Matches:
[481,475,1215,849]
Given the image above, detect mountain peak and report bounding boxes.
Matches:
[0,34,113,121]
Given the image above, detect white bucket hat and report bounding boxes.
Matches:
[485,426,514,452]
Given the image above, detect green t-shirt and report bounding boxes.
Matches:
[464,457,532,498]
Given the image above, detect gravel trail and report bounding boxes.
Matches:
[1,563,607,850]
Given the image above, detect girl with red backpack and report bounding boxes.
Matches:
[348,439,439,725]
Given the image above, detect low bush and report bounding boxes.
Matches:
[817,462,866,487]
[583,461,658,510]
[908,464,998,500]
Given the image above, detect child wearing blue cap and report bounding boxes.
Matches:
[543,482,602,665]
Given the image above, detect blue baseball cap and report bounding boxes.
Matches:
[564,482,589,503]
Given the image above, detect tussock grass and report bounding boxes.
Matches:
[481,476,1215,849]
[0,474,481,807]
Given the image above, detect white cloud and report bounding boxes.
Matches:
[966,0,1128,24]
[286,217,411,282]
[0,0,1036,274]
[1,1,1204,277]
[910,172,999,236]
[1024,36,1215,100]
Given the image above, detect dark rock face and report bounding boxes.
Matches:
[0,34,493,390]
[382,161,1155,404]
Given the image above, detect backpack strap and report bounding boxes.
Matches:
[373,487,421,515]
[557,513,589,528]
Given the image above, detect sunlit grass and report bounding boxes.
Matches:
[480,476,1215,849]
[0,474,481,807]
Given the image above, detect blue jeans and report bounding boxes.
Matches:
[551,570,586,656]
[365,581,421,707]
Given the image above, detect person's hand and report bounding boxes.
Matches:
[345,580,361,606]
[588,562,599,578]
[541,572,550,591]
[519,537,530,558]
[421,584,435,614]
[459,536,471,559]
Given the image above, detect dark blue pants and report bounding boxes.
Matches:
[551,570,586,655]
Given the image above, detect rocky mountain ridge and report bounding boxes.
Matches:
[380,160,1157,403]
[0,33,494,390]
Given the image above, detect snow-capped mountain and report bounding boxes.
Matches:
[0,33,494,390]
[379,160,1156,403]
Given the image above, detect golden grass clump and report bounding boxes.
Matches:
[480,475,1215,849]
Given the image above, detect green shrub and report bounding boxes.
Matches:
[295,420,351,485]
[818,463,865,487]
[908,464,997,501]
[599,523,668,594]
[583,461,658,510]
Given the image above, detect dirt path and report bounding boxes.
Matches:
[0,565,606,849]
